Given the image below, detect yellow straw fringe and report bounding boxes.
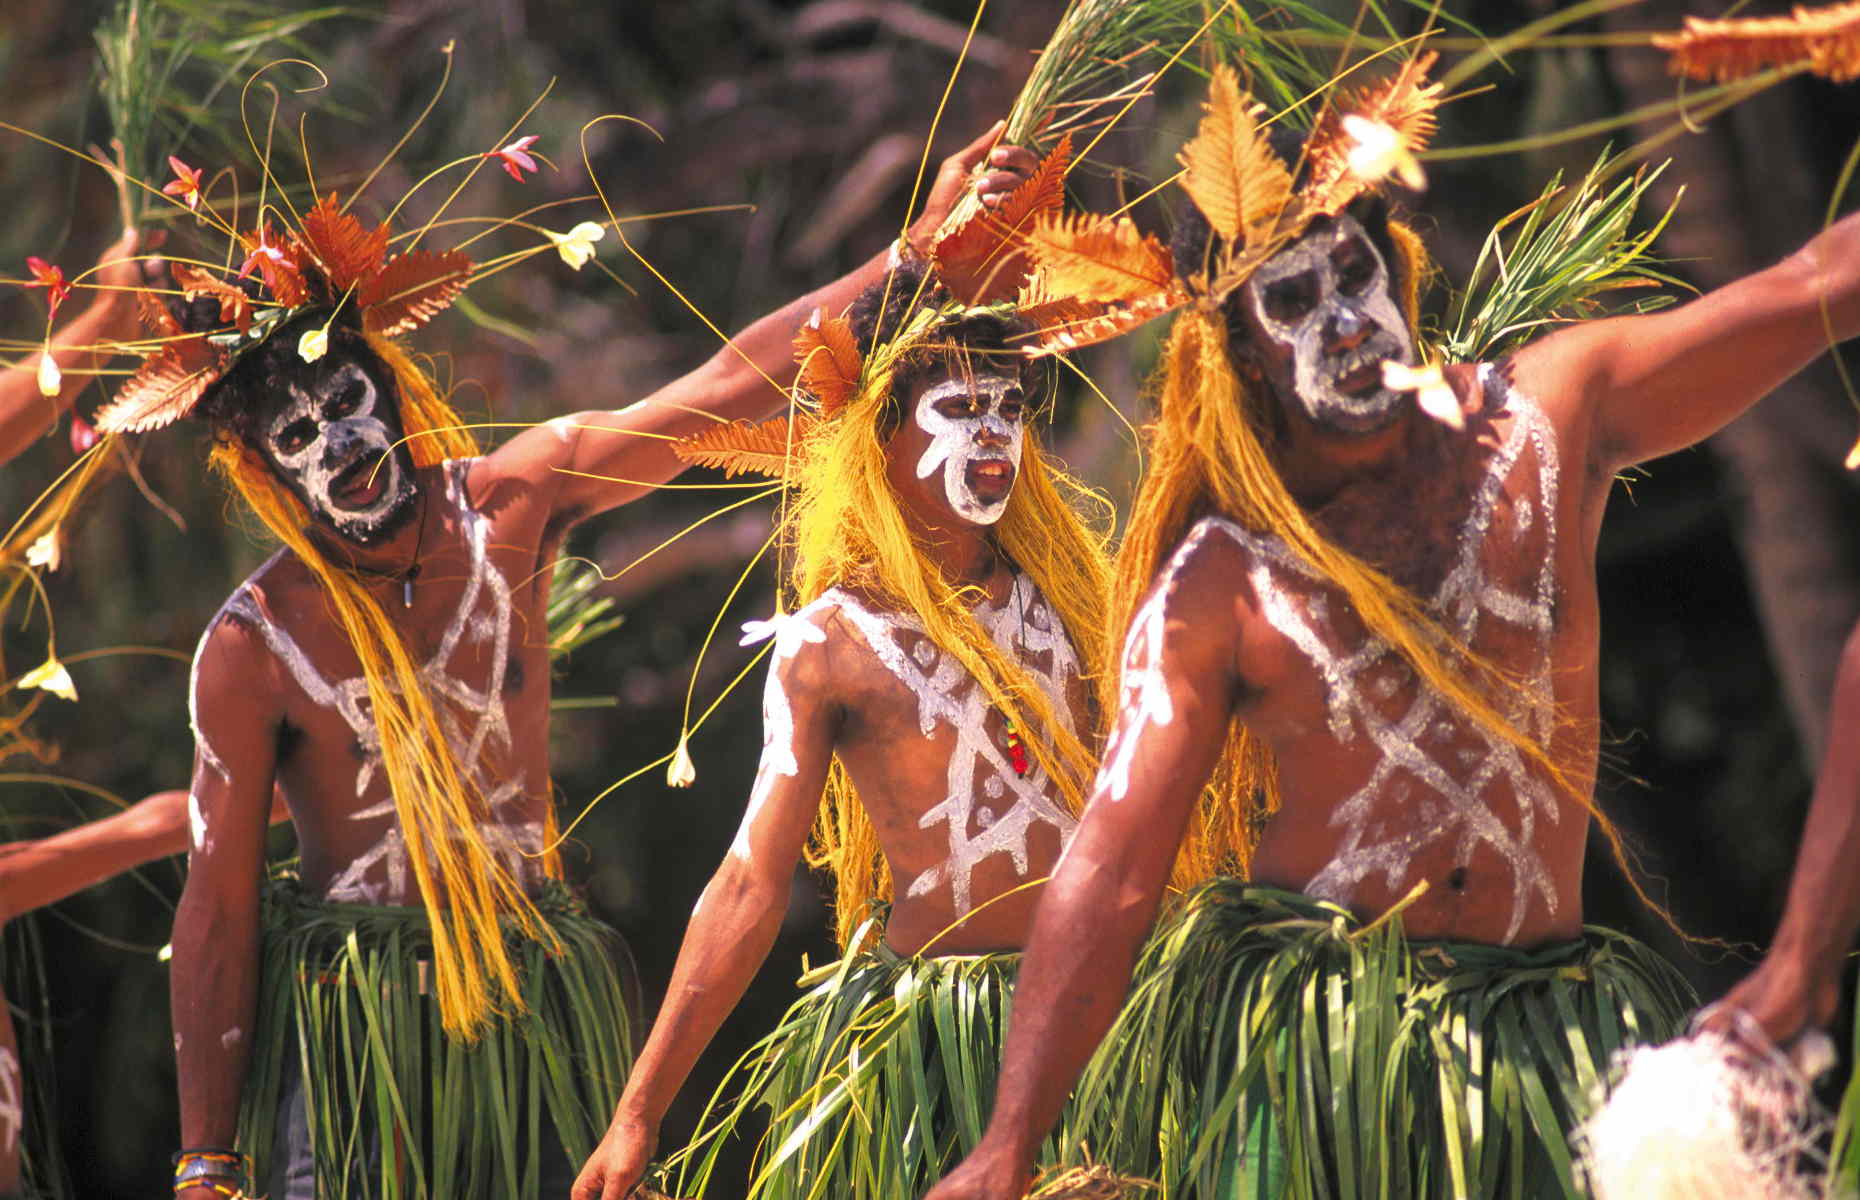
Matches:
[789,335,1115,949]
[208,333,557,1039]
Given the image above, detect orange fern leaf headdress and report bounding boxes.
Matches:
[95,192,472,434]
[1018,55,1445,356]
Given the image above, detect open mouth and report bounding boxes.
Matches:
[1334,361,1386,398]
[966,457,1016,498]
[331,452,390,510]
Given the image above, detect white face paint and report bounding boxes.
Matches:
[259,355,415,545]
[1242,213,1412,435]
[911,374,1025,526]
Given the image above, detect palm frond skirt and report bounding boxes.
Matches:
[670,943,1055,1200]
[1062,881,1695,1199]
[236,876,634,1200]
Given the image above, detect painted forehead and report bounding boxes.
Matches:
[1249,213,1382,287]
[917,372,1023,405]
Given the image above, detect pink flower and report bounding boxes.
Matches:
[69,414,97,454]
[237,236,286,281]
[25,256,70,319]
[485,135,540,182]
[163,156,204,212]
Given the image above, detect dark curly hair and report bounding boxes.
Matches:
[843,260,1044,432]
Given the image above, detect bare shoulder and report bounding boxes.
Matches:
[1150,516,1262,632]
[748,592,848,698]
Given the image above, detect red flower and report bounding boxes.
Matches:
[485,135,540,182]
[163,156,204,212]
[236,235,287,281]
[25,256,70,319]
[69,414,98,455]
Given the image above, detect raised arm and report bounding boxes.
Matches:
[1514,208,1860,476]
[1703,618,1860,1048]
[925,547,1242,1200]
[0,229,142,468]
[171,615,284,1200]
[476,126,1036,525]
[574,614,841,1200]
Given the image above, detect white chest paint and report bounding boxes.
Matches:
[845,575,1083,914]
[193,460,532,904]
[1209,370,1562,942]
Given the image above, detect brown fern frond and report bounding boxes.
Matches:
[933,132,1075,304]
[299,192,390,292]
[792,312,863,417]
[1176,65,1293,245]
[672,414,814,478]
[172,264,254,333]
[94,337,228,433]
[359,249,472,337]
[1025,286,1185,355]
[1025,210,1176,306]
[1655,0,1860,83]
[1305,51,1442,214]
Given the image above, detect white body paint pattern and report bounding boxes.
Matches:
[0,1046,17,1154]
[197,459,532,904]
[913,377,1024,525]
[1205,369,1561,942]
[1099,531,1210,803]
[830,575,1082,914]
[187,792,208,854]
[734,609,831,862]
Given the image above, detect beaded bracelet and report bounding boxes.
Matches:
[173,1148,248,1197]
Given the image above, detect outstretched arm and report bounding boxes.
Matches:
[476,127,1036,525]
[0,784,287,924]
[925,552,1241,1200]
[1515,208,1860,476]
[574,617,840,1200]
[171,617,283,1200]
[1703,619,1860,1047]
[0,229,142,468]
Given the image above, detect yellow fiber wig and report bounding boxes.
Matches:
[208,334,560,1039]
[785,323,1115,949]
[1110,223,1631,892]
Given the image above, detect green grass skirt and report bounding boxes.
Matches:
[235,876,635,1199]
[1061,881,1695,1199]
[669,943,1066,1200]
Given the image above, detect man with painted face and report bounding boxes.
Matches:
[573,260,1114,1200]
[925,62,1860,1200]
[107,128,1033,1200]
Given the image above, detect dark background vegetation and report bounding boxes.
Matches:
[0,0,1856,1194]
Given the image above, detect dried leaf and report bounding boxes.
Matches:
[172,264,254,333]
[1026,287,1186,356]
[1305,52,1443,216]
[1025,210,1177,306]
[241,225,311,308]
[136,289,181,338]
[792,312,863,417]
[359,249,473,337]
[673,415,814,478]
[933,132,1075,304]
[93,338,228,433]
[1177,65,1293,245]
[1029,1163,1155,1198]
[299,192,390,292]
[1655,0,1860,83]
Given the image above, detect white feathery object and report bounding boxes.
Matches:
[1577,1016,1840,1200]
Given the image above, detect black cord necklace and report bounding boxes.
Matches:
[401,494,429,609]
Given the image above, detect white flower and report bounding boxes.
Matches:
[1382,360,1462,431]
[1847,433,1860,471]
[25,530,60,572]
[36,352,60,398]
[298,325,329,363]
[549,221,605,270]
[666,734,697,788]
[1343,114,1426,191]
[18,656,76,702]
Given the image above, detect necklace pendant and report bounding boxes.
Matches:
[402,577,414,608]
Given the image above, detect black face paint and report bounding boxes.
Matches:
[1241,214,1414,435]
[250,338,418,546]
